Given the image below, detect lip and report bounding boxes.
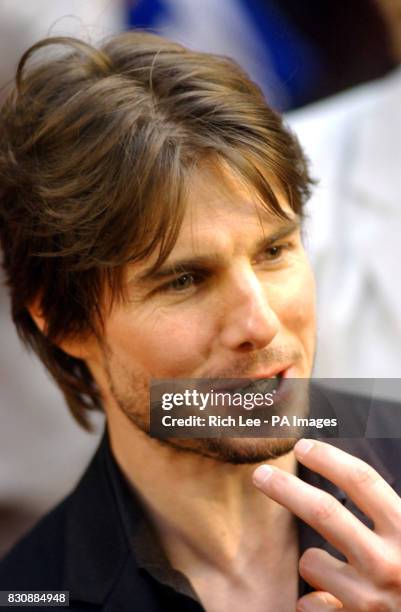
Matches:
[207,364,294,393]
[246,363,294,380]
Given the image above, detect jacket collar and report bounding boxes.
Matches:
[61,427,399,605]
[61,432,133,604]
[61,431,200,608]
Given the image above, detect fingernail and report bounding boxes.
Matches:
[253,465,274,487]
[295,438,314,455]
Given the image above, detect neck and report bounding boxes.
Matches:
[107,407,297,576]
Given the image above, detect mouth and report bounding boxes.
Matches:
[210,366,290,395]
[241,370,284,395]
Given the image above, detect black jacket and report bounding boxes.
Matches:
[1,420,401,611]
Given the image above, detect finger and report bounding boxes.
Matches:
[297,591,343,611]
[299,547,371,610]
[253,463,378,567]
[294,439,401,533]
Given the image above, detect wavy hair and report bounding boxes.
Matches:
[0,31,313,428]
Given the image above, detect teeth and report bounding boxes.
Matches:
[240,373,282,394]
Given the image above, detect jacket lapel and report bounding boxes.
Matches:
[61,433,131,605]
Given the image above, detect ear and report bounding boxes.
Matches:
[28,300,46,335]
[28,301,95,361]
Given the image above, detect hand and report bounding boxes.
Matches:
[253,439,401,611]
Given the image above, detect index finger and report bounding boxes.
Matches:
[253,462,377,568]
[293,439,401,533]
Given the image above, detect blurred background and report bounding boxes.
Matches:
[1,0,400,558]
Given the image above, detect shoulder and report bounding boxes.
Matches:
[0,433,136,609]
[0,494,71,589]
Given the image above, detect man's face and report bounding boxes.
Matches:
[87,162,316,463]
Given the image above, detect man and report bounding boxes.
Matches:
[0,31,401,611]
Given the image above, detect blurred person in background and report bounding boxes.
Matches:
[125,0,396,111]
[287,0,401,382]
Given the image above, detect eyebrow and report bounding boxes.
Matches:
[136,217,301,283]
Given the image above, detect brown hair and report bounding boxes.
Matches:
[0,31,312,429]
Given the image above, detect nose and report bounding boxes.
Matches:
[219,265,280,352]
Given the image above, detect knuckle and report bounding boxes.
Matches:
[357,599,392,612]
[383,568,401,592]
[376,554,401,591]
[312,493,338,522]
[348,461,380,488]
[363,547,398,582]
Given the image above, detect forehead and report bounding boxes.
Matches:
[119,161,300,291]
[170,161,297,255]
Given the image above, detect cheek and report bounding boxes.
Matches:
[290,270,316,331]
[106,306,214,378]
[271,262,316,333]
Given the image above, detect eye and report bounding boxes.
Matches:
[161,272,204,294]
[265,245,284,260]
[170,273,195,291]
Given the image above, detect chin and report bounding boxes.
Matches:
[166,436,297,464]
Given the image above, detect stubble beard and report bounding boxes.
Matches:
[102,346,307,465]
